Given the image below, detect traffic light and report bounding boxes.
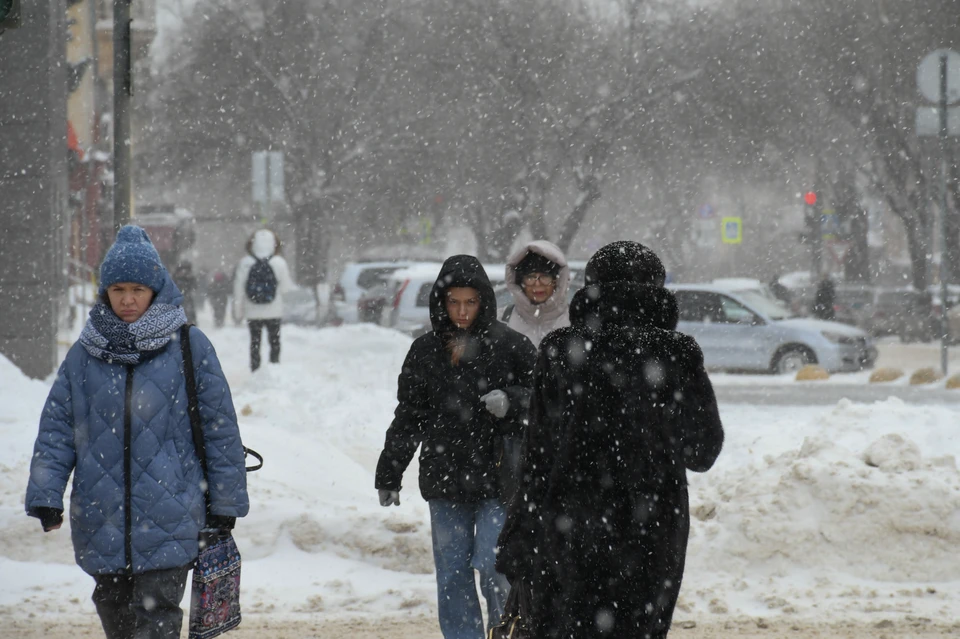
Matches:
[0,0,21,29]
[799,191,819,244]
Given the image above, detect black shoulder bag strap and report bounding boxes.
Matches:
[180,324,264,490]
[180,324,212,520]
[501,304,515,323]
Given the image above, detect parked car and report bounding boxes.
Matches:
[282,287,322,326]
[830,283,877,328]
[328,260,426,324]
[866,288,935,342]
[669,284,877,374]
[379,262,509,336]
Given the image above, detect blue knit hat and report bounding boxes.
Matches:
[98,225,167,294]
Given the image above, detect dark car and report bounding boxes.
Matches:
[867,288,934,342]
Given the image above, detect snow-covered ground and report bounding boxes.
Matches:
[0,320,958,632]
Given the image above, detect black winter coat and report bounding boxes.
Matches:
[496,281,724,639]
[375,256,538,503]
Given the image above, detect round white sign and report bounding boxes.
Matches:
[917,49,960,105]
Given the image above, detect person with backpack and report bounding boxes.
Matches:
[25,225,249,639]
[501,240,571,348]
[233,228,294,371]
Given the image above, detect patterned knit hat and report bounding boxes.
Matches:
[98,225,167,294]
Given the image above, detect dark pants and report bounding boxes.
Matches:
[92,566,190,639]
[249,318,281,370]
[211,295,228,328]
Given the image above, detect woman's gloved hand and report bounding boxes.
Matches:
[34,507,63,532]
[206,515,237,531]
[480,390,510,418]
[378,489,400,507]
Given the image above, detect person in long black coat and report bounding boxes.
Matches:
[376,255,537,639]
[496,241,724,639]
[811,275,836,320]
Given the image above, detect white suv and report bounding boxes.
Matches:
[380,263,508,336]
[329,261,421,325]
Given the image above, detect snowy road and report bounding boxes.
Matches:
[716,384,959,405]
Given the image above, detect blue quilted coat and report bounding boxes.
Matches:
[25,273,249,576]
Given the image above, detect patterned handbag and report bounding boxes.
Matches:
[180,325,244,639]
[189,532,242,639]
[488,579,535,639]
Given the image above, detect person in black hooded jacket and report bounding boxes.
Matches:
[375,255,537,639]
[496,241,724,639]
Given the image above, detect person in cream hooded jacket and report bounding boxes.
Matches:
[502,240,571,348]
[233,228,295,370]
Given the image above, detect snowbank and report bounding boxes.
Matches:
[0,324,958,625]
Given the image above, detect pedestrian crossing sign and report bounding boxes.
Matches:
[721,217,742,244]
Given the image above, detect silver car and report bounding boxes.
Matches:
[669,284,877,374]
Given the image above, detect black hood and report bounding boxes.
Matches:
[429,255,498,334]
[570,281,679,334]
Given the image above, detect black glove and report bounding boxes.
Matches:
[378,489,400,507]
[33,507,63,532]
[206,515,236,531]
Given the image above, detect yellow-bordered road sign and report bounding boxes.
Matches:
[721,217,742,244]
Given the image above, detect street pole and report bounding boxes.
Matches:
[938,54,950,376]
[112,0,132,230]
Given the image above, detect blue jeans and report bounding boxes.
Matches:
[429,499,510,639]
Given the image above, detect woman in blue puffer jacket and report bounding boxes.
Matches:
[25,225,249,639]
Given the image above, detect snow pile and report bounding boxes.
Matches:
[1,324,959,625]
[686,398,960,619]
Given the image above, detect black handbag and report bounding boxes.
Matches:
[180,325,259,639]
[489,579,535,639]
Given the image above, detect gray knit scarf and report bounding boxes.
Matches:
[79,302,188,364]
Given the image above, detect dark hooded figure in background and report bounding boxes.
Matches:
[375,255,537,639]
[811,275,836,321]
[496,241,724,639]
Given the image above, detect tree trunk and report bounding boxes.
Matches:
[834,167,870,282]
[904,220,928,290]
[557,174,602,253]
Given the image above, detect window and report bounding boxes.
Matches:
[675,291,723,323]
[416,283,433,307]
[357,268,400,290]
[718,295,756,324]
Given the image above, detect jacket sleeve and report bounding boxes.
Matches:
[499,332,538,435]
[190,327,250,517]
[25,360,77,517]
[272,256,296,294]
[375,343,429,492]
[496,340,562,581]
[672,336,724,473]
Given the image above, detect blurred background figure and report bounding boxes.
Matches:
[208,270,232,329]
[172,260,198,321]
[811,275,836,321]
[233,228,295,371]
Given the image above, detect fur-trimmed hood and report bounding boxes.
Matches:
[504,240,570,329]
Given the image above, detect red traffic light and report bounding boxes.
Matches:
[804,191,817,206]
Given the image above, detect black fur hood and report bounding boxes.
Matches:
[569,281,679,333]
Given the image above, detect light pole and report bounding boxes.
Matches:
[112,0,132,229]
